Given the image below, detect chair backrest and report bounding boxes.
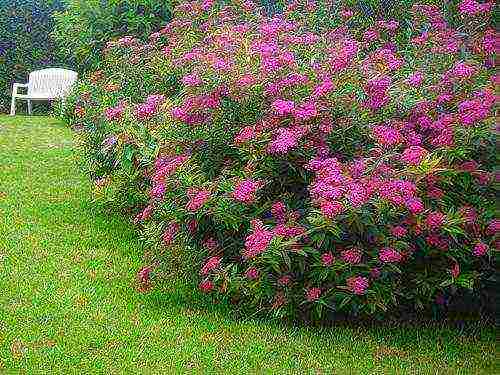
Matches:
[27,68,78,99]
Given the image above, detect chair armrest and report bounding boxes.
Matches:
[12,83,28,96]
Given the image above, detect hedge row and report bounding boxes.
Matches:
[63,0,498,322]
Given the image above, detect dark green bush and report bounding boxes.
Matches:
[0,0,66,113]
[52,0,174,73]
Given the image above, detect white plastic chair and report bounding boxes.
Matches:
[10,68,78,116]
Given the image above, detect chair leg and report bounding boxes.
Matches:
[10,96,16,116]
[27,100,33,116]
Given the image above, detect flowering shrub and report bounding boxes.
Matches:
[66,0,498,321]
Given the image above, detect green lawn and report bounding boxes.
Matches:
[0,115,497,374]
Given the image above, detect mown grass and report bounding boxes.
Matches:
[0,115,497,374]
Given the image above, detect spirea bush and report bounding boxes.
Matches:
[65,0,498,321]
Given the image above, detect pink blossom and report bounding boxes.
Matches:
[237,74,256,87]
[278,275,292,286]
[426,212,446,229]
[449,62,476,80]
[234,126,257,144]
[182,72,202,87]
[199,280,214,293]
[312,79,334,98]
[267,127,301,154]
[320,200,345,219]
[458,0,492,16]
[391,226,407,238]
[481,29,498,54]
[473,242,488,257]
[133,204,153,224]
[372,125,401,146]
[428,187,444,199]
[150,183,166,199]
[451,263,460,278]
[271,201,287,223]
[407,72,424,86]
[163,221,180,245]
[346,276,369,295]
[459,206,478,225]
[294,101,317,121]
[245,267,260,280]
[273,224,306,239]
[232,179,262,204]
[405,197,424,214]
[242,220,274,259]
[186,188,211,211]
[402,146,428,165]
[171,106,187,121]
[486,219,500,236]
[379,247,403,263]
[340,8,353,19]
[162,46,172,56]
[137,266,151,283]
[105,102,125,121]
[363,29,379,42]
[272,99,295,116]
[346,183,369,207]
[330,39,358,71]
[201,0,215,11]
[370,268,381,279]
[426,234,449,251]
[305,287,322,302]
[475,172,491,185]
[321,252,334,266]
[341,248,362,264]
[202,237,218,250]
[200,256,222,275]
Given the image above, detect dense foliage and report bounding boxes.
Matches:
[0,0,66,113]
[64,0,498,322]
[52,0,175,73]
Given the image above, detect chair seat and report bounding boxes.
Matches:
[14,94,60,100]
[10,68,78,115]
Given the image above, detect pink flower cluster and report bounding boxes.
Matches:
[321,252,334,266]
[135,94,165,120]
[364,76,391,110]
[182,72,202,87]
[472,242,488,257]
[242,220,274,260]
[458,89,496,126]
[267,126,306,154]
[105,101,126,121]
[379,247,403,263]
[341,248,362,264]
[372,125,401,147]
[402,146,428,165]
[347,276,369,295]
[458,0,494,16]
[306,287,322,302]
[426,212,446,230]
[272,99,295,116]
[186,188,211,212]
[163,221,180,245]
[233,179,262,204]
[271,201,287,223]
[200,256,222,275]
